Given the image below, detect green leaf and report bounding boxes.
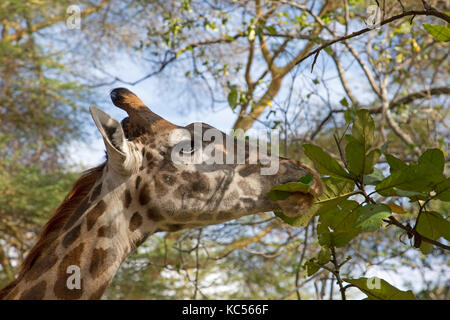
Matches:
[227,87,238,110]
[267,190,291,201]
[385,154,408,173]
[265,25,277,34]
[317,247,331,264]
[274,201,322,227]
[267,173,314,201]
[354,204,391,232]
[352,109,374,150]
[339,97,349,107]
[377,149,446,196]
[435,178,450,202]
[345,140,365,177]
[273,177,356,228]
[344,277,416,300]
[318,200,361,247]
[363,168,385,185]
[418,148,445,177]
[364,149,381,174]
[416,211,450,254]
[423,24,450,42]
[302,144,352,180]
[305,259,321,276]
[269,174,313,194]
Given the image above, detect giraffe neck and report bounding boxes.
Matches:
[4,176,155,300]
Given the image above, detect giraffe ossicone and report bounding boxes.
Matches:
[0,88,322,300]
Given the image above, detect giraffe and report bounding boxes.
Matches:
[0,88,322,300]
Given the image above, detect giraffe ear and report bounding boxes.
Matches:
[90,106,131,174]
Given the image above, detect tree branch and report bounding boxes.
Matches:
[385,216,450,251]
[293,10,450,71]
[370,87,450,113]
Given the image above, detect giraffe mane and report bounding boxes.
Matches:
[0,163,106,299]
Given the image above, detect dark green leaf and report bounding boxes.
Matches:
[364,149,381,174]
[416,211,450,254]
[346,140,365,177]
[435,178,450,201]
[354,204,391,232]
[339,97,349,107]
[305,259,320,276]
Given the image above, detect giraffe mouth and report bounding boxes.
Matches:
[274,192,315,218]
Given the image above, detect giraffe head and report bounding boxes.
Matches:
[90,88,322,232]
[0,88,322,300]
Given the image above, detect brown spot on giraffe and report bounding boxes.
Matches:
[24,249,58,282]
[154,176,168,197]
[123,190,132,209]
[54,243,84,299]
[129,212,143,231]
[97,223,116,238]
[90,183,103,201]
[147,207,164,222]
[86,200,107,231]
[181,171,210,194]
[238,165,260,177]
[63,197,90,231]
[135,175,142,190]
[159,161,177,173]
[139,183,150,205]
[62,223,82,248]
[90,247,116,279]
[19,280,47,300]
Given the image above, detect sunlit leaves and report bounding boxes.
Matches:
[344,277,416,300]
[317,200,361,248]
[376,149,446,197]
[302,144,352,180]
[423,24,450,42]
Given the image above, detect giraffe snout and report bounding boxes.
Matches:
[271,160,323,217]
